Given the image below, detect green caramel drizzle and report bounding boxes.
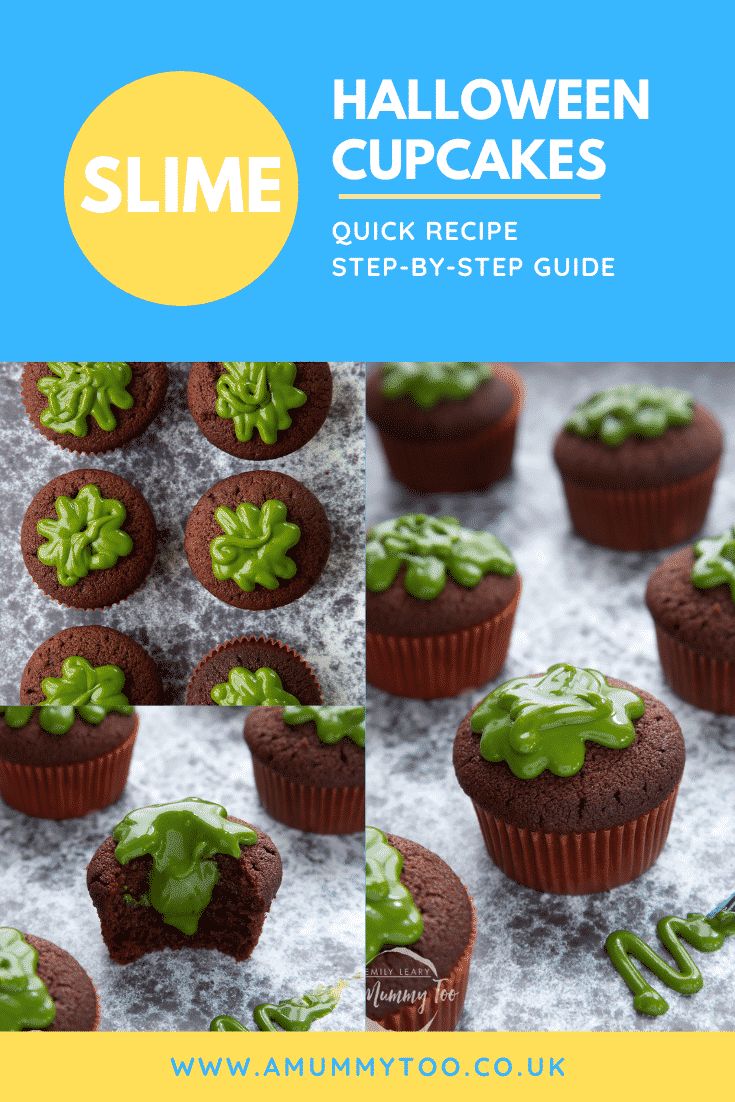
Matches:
[380,362,492,409]
[211,667,301,706]
[366,514,515,600]
[39,657,134,723]
[216,362,307,444]
[113,798,256,935]
[366,826,423,964]
[210,500,300,592]
[565,384,694,446]
[210,982,346,1032]
[0,928,56,1031]
[691,527,735,603]
[606,909,735,1016]
[470,663,644,779]
[0,702,129,735]
[36,484,133,587]
[38,362,134,436]
[282,706,365,748]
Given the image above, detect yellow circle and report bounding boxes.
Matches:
[64,72,298,306]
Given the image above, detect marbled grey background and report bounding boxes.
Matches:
[0,362,365,704]
[368,362,735,1032]
[0,706,364,1031]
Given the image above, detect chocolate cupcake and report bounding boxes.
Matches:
[184,470,331,610]
[366,514,521,699]
[20,625,164,705]
[244,706,364,833]
[453,663,686,894]
[21,468,157,610]
[366,829,477,1032]
[0,929,99,1030]
[22,362,168,454]
[186,636,323,705]
[553,384,723,550]
[367,361,523,493]
[86,797,282,964]
[646,532,735,713]
[0,704,137,819]
[187,362,332,460]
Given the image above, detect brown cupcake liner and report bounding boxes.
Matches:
[367,579,521,700]
[559,460,719,551]
[185,635,323,704]
[250,756,363,834]
[654,625,735,714]
[0,717,138,820]
[377,364,524,494]
[472,785,679,894]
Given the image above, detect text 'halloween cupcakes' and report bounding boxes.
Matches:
[186,636,323,705]
[366,514,520,699]
[0,929,99,1030]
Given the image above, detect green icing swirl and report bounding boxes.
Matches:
[38,362,134,436]
[211,667,300,706]
[0,703,128,735]
[606,909,735,1016]
[113,798,256,935]
[367,514,515,600]
[39,657,134,723]
[366,826,423,964]
[282,706,365,748]
[216,362,307,444]
[36,484,133,587]
[0,928,56,1031]
[691,528,735,603]
[470,663,644,779]
[565,384,694,446]
[381,362,492,409]
[210,983,345,1032]
[210,500,300,592]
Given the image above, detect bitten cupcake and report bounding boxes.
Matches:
[187,362,333,459]
[553,384,723,550]
[646,529,735,713]
[22,362,168,454]
[244,706,364,833]
[86,797,282,964]
[366,361,524,493]
[366,514,521,699]
[365,828,477,1032]
[0,929,99,1030]
[21,468,157,610]
[186,636,323,705]
[0,704,137,819]
[184,470,331,610]
[453,663,686,894]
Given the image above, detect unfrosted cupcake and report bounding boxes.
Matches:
[0,929,99,1030]
[366,514,520,699]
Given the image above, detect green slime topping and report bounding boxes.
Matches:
[0,928,56,1031]
[211,667,300,706]
[691,527,735,603]
[606,909,735,1016]
[282,706,365,748]
[565,384,694,447]
[216,362,307,444]
[38,362,134,436]
[367,514,515,600]
[210,982,347,1032]
[365,826,423,964]
[470,663,645,780]
[381,362,492,409]
[39,657,134,723]
[210,499,300,592]
[0,702,129,736]
[36,484,133,587]
[113,798,256,935]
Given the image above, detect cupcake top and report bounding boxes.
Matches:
[0,928,56,1031]
[646,541,735,662]
[565,385,694,446]
[186,636,323,705]
[366,827,423,963]
[380,362,492,409]
[211,666,300,706]
[0,700,137,766]
[244,705,364,787]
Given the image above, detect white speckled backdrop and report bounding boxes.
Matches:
[368,362,735,1032]
[0,706,364,1031]
[0,362,365,704]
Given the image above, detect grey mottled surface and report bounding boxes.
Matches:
[367,361,735,1032]
[0,706,364,1031]
[0,362,365,704]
